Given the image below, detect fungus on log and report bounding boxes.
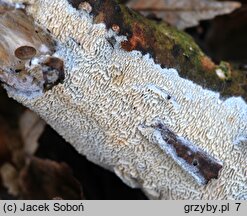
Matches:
[0,0,246,200]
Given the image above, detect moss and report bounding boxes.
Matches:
[216,61,232,81]
[118,3,246,100]
[69,0,246,101]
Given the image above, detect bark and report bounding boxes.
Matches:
[67,0,247,101]
[0,0,246,200]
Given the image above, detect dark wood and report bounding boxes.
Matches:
[15,46,37,60]
[155,123,223,184]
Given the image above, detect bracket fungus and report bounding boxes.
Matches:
[0,0,246,199]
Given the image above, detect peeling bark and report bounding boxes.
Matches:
[154,123,223,185]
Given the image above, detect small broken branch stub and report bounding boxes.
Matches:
[155,123,223,184]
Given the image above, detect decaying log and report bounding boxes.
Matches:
[0,0,246,199]
[70,0,247,101]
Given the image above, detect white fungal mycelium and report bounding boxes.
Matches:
[2,0,247,199]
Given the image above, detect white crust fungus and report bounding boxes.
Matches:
[1,0,247,199]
